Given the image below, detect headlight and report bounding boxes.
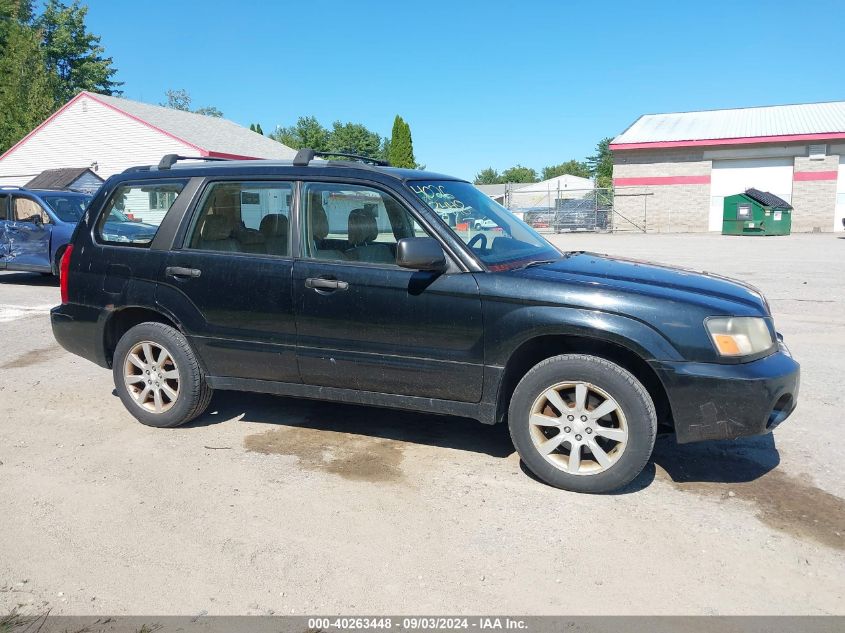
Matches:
[705,317,775,357]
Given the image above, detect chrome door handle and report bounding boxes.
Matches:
[305,277,348,291]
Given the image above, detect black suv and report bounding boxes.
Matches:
[51,151,799,493]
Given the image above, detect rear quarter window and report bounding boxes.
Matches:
[95,180,188,246]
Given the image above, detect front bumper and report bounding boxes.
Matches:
[651,347,799,444]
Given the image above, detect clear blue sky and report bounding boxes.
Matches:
[85,0,845,180]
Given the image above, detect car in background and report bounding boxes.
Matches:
[473,218,499,230]
[0,187,155,276]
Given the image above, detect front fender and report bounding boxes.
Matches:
[484,303,684,366]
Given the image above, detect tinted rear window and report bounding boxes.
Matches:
[96,180,188,246]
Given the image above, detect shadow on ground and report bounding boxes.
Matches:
[185,390,843,548]
[194,390,783,483]
[0,271,56,286]
[191,390,514,458]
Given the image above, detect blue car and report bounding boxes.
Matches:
[0,187,156,276]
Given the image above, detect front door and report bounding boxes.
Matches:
[293,181,484,403]
[7,195,51,271]
[157,179,300,383]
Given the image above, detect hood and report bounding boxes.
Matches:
[511,251,769,316]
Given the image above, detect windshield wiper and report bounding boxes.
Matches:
[514,259,557,270]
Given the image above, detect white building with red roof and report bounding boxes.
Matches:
[0,91,295,188]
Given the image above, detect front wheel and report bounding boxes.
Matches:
[508,354,656,493]
[113,322,213,428]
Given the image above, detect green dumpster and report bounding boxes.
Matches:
[722,188,792,236]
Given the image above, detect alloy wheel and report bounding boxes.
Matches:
[528,381,628,475]
[123,341,180,414]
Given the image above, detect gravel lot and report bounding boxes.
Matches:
[1,233,843,615]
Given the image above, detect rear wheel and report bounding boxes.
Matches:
[508,354,656,493]
[113,322,212,428]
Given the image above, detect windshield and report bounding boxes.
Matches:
[408,180,561,270]
[40,194,92,223]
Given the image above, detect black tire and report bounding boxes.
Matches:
[508,354,656,494]
[112,322,213,428]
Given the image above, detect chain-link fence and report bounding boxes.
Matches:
[498,185,655,233]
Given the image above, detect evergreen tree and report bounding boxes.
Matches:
[35,0,121,103]
[587,137,614,188]
[0,20,56,153]
[249,122,263,135]
[387,114,416,168]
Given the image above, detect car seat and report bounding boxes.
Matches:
[346,208,394,264]
[259,214,289,256]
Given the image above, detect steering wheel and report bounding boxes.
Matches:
[467,233,487,250]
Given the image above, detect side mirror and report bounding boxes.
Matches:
[396,237,447,272]
[31,214,42,226]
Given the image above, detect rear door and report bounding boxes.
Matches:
[6,195,52,270]
[156,179,300,383]
[0,194,9,269]
[292,180,484,402]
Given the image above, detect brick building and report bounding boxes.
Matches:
[611,101,845,232]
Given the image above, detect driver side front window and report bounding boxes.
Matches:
[301,182,431,265]
[12,197,48,224]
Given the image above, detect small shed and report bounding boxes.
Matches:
[26,167,104,194]
[722,188,792,236]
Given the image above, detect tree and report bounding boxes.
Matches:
[194,105,222,118]
[0,19,56,153]
[249,123,264,135]
[542,160,591,180]
[270,115,330,151]
[474,168,501,185]
[387,114,416,168]
[35,0,120,103]
[161,88,191,111]
[501,165,538,183]
[587,137,613,188]
[327,120,382,158]
[161,88,223,117]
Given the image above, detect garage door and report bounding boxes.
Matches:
[835,156,845,232]
[709,158,794,231]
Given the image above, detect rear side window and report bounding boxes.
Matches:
[187,181,294,256]
[96,180,188,246]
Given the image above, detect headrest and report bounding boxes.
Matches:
[311,203,330,240]
[348,208,378,246]
[199,214,234,241]
[260,214,289,237]
[208,188,239,218]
